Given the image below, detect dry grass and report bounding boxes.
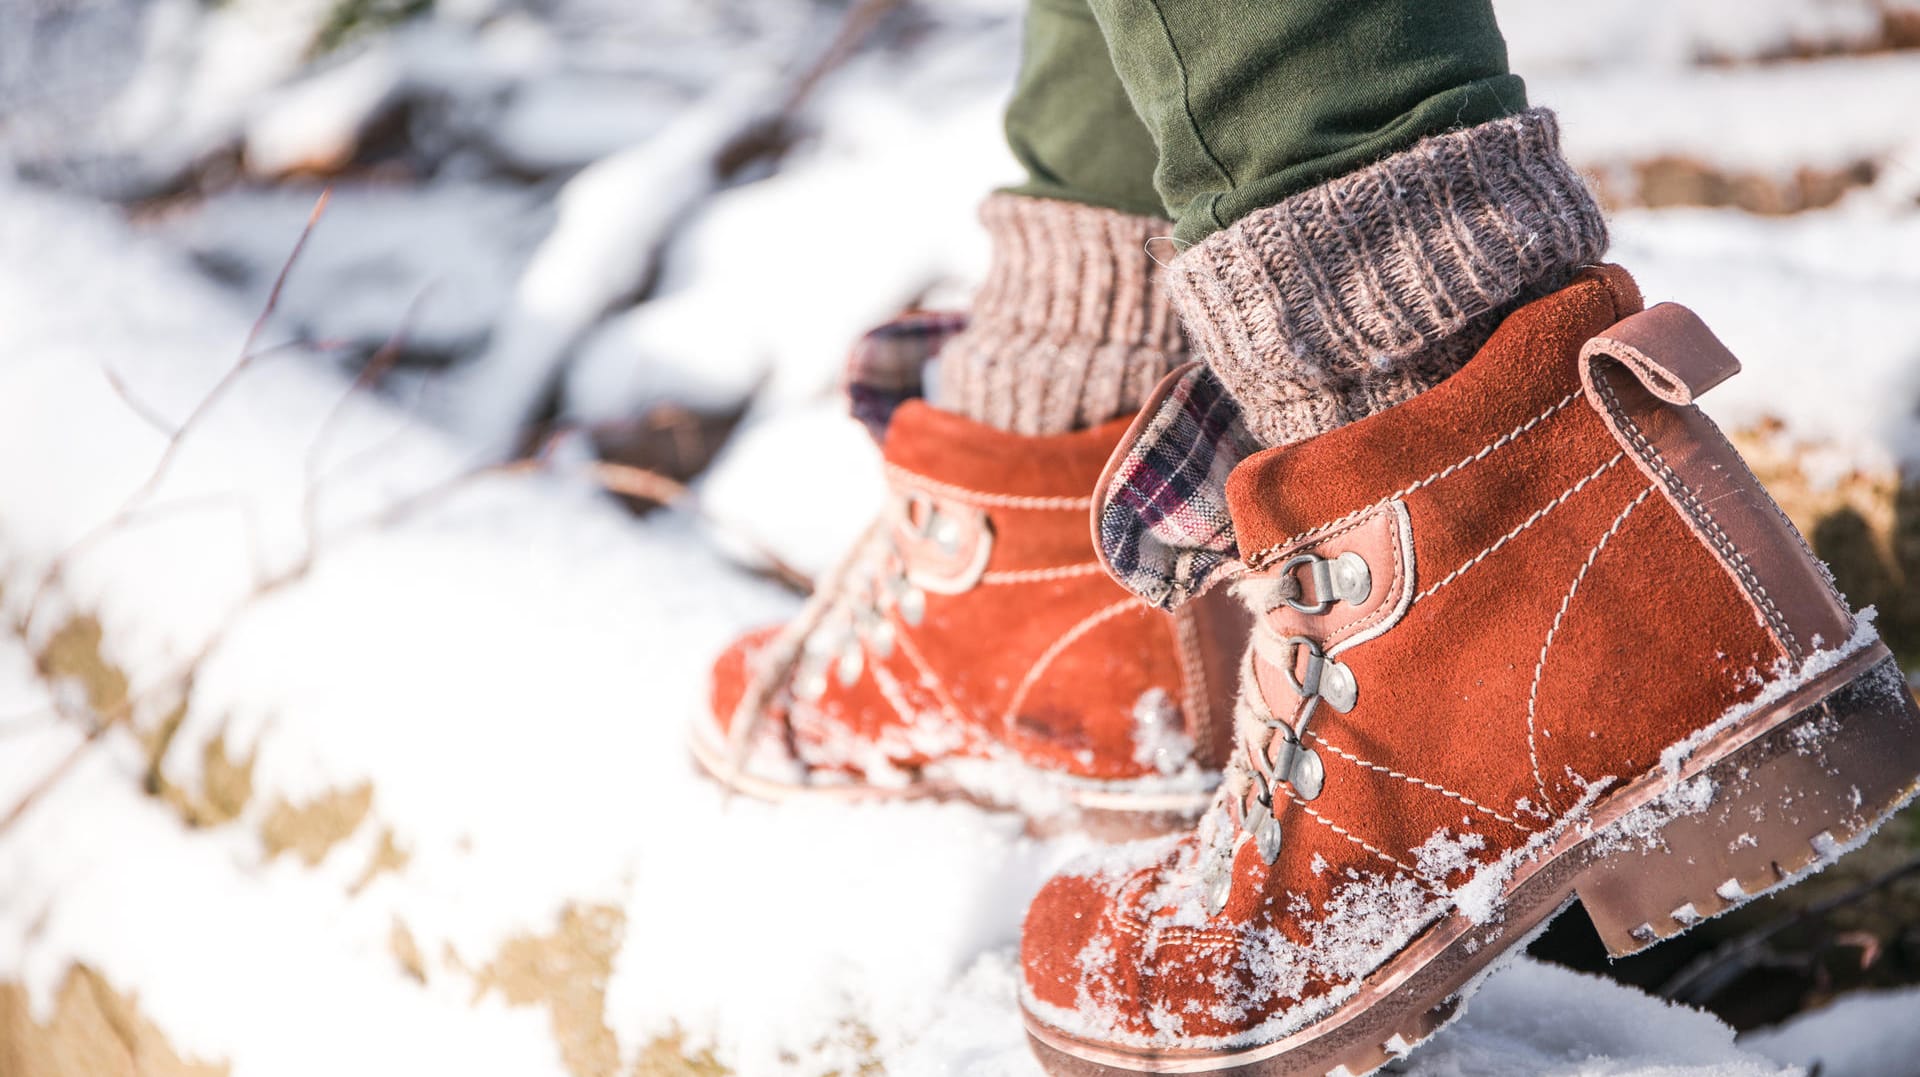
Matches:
[0,966,228,1077]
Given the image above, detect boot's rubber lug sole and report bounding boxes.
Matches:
[686,717,1215,840]
[1022,644,1920,1076]
[1573,648,1919,956]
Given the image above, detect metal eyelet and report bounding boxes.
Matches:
[928,509,963,553]
[901,493,937,533]
[1279,551,1373,614]
[794,660,830,702]
[1262,726,1327,803]
[1288,743,1325,801]
[895,493,993,596]
[1275,636,1358,714]
[1204,853,1236,915]
[864,617,896,659]
[881,573,926,626]
[1248,765,1273,809]
[1252,811,1284,865]
[835,645,864,687]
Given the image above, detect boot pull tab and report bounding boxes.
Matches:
[1579,302,1741,405]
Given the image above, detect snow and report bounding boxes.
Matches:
[1543,53,1920,177]
[1498,0,1893,71]
[445,81,766,454]
[156,180,549,358]
[698,399,887,579]
[1,0,1917,1073]
[1415,959,1793,1077]
[242,44,406,177]
[1659,615,1884,779]
[1131,687,1195,776]
[1741,986,1920,1077]
[485,76,677,174]
[1615,211,1920,476]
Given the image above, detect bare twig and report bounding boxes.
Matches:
[307,365,440,492]
[0,194,344,833]
[115,189,332,514]
[111,491,255,535]
[0,623,162,832]
[586,459,812,595]
[25,189,334,633]
[714,0,903,178]
[99,365,182,437]
[103,336,355,440]
[780,0,903,115]
[0,721,112,832]
[0,142,820,838]
[589,459,689,503]
[301,287,431,555]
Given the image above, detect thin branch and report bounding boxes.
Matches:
[0,721,112,832]
[100,365,181,437]
[590,459,689,504]
[308,366,440,492]
[586,459,812,595]
[0,194,345,833]
[25,189,334,634]
[0,625,153,833]
[778,0,904,116]
[111,491,254,535]
[302,286,431,555]
[119,188,332,515]
[713,0,903,178]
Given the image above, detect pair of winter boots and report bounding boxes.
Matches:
[693,266,1920,1077]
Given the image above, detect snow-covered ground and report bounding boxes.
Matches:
[1,0,1918,1074]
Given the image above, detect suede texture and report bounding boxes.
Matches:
[1021,267,1830,1046]
[710,401,1217,784]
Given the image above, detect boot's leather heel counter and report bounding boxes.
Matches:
[1579,304,1854,667]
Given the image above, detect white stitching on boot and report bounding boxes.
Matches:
[1524,485,1656,811]
[1413,451,1625,603]
[1245,391,1582,566]
[1000,599,1146,730]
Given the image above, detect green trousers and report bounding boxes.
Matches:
[1003,0,1528,245]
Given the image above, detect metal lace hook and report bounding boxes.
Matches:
[1277,551,1373,614]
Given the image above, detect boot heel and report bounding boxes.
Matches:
[1575,654,1920,958]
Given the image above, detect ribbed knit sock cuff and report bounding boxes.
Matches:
[1164,108,1609,448]
[934,194,1189,435]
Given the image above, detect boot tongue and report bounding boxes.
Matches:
[1091,364,1263,612]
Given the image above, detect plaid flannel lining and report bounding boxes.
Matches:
[845,311,1253,612]
[844,310,969,441]
[1095,364,1258,610]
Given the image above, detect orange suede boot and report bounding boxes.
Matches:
[1018,267,1920,1075]
[694,313,1245,831]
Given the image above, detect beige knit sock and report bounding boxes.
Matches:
[1163,108,1609,449]
[934,194,1188,435]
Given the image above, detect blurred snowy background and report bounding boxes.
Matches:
[1,0,1919,1074]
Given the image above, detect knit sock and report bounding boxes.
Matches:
[1162,108,1608,448]
[934,193,1188,435]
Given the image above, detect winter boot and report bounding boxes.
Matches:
[694,314,1246,832]
[1018,266,1920,1074]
